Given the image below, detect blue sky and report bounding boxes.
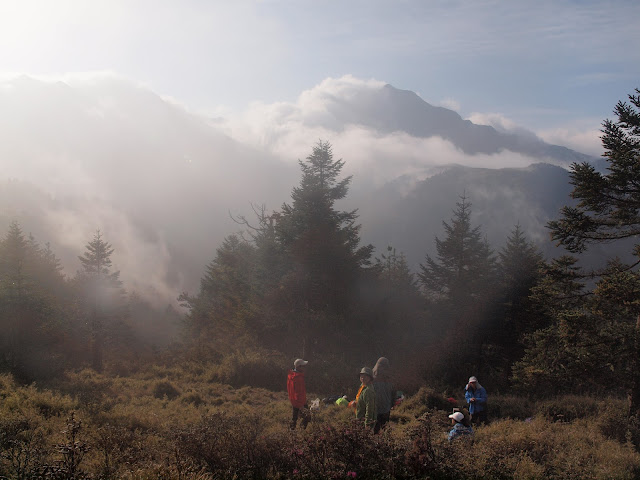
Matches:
[0,0,638,147]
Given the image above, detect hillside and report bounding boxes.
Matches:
[0,75,602,306]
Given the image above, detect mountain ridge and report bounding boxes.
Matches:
[0,74,605,305]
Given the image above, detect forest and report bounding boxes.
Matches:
[0,89,639,479]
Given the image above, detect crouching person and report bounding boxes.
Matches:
[448,411,474,443]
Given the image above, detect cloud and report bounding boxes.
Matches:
[467,111,540,141]
[223,76,549,189]
[439,98,461,112]
[537,124,604,157]
[0,73,298,307]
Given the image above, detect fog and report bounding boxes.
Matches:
[0,73,602,306]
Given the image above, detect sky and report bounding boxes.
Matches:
[0,0,638,157]
[0,0,639,305]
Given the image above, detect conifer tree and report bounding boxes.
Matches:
[275,141,373,315]
[75,230,125,372]
[546,87,640,424]
[419,194,496,305]
[512,256,631,395]
[182,234,256,341]
[478,225,546,387]
[0,223,67,379]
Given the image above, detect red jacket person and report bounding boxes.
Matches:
[287,358,310,429]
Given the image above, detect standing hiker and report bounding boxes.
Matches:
[465,376,488,425]
[287,359,310,429]
[373,357,395,433]
[355,367,377,428]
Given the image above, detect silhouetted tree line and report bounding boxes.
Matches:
[1,90,639,415]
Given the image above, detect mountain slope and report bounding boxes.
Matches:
[0,74,605,305]
[311,83,596,165]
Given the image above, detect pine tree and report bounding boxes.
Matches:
[275,141,373,315]
[75,230,125,372]
[512,256,631,396]
[478,225,546,387]
[547,88,640,423]
[0,223,68,380]
[419,194,496,306]
[183,234,256,341]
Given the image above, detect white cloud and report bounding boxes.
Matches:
[467,111,540,140]
[537,125,603,157]
[439,98,461,112]
[223,76,545,188]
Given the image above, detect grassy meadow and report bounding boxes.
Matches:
[1,363,639,480]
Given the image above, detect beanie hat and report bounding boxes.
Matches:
[294,359,308,368]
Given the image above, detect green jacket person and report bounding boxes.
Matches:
[355,367,376,428]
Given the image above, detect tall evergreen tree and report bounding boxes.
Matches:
[512,256,631,396]
[546,87,640,422]
[181,234,256,344]
[74,230,125,372]
[417,196,498,388]
[478,225,546,387]
[0,223,68,380]
[419,194,496,306]
[275,141,373,315]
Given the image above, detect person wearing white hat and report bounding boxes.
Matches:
[447,410,474,442]
[465,376,488,424]
[287,359,310,429]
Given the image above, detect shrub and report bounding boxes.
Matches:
[209,349,288,390]
[489,394,535,420]
[173,411,273,478]
[536,395,602,422]
[395,386,451,419]
[152,380,180,400]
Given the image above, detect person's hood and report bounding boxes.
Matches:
[373,357,390,379]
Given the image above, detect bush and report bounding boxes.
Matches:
[209,349,288,390]
[536,395,602,422]
[489,394,535,420]
[152,380,180,400]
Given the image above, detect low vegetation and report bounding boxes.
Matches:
[1,369,638,479]
[1,90,639,477]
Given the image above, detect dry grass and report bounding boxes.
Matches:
[0,370,638,479]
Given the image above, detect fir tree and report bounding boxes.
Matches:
[0,223,68,380]
[74,230,125,372]
[419,194,496,306]
[275,141,373,315]
[545,87,640,424]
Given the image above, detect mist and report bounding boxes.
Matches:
[0,73,601,306]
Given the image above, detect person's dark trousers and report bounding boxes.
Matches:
[374,412,390,434]
[290,406,310,429]
[472,409,488,425]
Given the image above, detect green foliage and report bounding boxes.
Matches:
[544,88,640,426]
[73,230,128,372]
[0,222,72,382]
[419,193,496,305]
[274,140,374,316]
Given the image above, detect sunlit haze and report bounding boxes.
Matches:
[0,0,638,305]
